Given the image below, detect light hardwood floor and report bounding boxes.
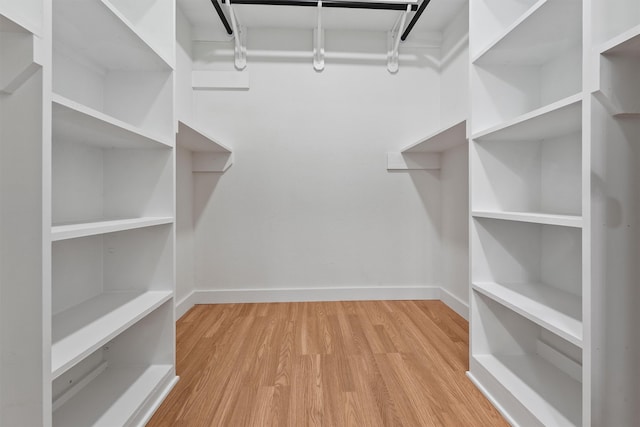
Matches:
[148,300,507,426]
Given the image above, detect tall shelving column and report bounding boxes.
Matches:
[589,0,640,424]
[50,0,177,425]
[467,0,585,425]
[0,0,48,424]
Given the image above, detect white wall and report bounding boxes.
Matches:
[189,29,443,299]
[439,4,470,313]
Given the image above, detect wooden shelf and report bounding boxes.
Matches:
[473,94,582,141]
[53,364,173,427]
[52,217,173,241]
[401,120,467,153]
[0,13,42,94]
[52,94,173,149]
[599,23,640,56]
[473,282,582,347]
[472,0,582,65]
[53,0,172,72]
[177,119,232,153]
[52,291,172,379]
[472,211,583,228]
[473,354,581,426]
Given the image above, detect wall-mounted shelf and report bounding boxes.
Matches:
[177,119,234,172]
[387,120,467,170]
[52,94,173,149]
[52,217,173,241]
[472,211,583,228]
[473,281,582,347]
[473,94,582,141]
[0,13,42,94]
[598,23,640,56]
[52,290,173,379]
[402,119,467,153]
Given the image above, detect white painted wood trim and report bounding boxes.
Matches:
[175,291,198,320]
[439,287,469,320]
[192,70,249,90]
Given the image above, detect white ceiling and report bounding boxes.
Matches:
[178,0,467,42]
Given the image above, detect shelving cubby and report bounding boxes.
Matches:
[470,0,582,134]
[52,0,174,142]
[470,292,582,427]
[52,225,174,379]
[0,6,45,426]
[52,301,175,427]
[471,95,582,220]
[471,217,582,346]
[177,119,234,173]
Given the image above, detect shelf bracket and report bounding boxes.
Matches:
[387,4,410,73]
[226,0,247,70]
[313,1,325,71]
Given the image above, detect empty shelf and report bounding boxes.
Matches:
[473,282,582,347]
[52,291,172,378]
[52,217,173,241]
[472,211,583,228]
[53,364,173,427]
[177,119,232,153]
[402,120,467,153]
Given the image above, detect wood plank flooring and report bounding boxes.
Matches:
[148,300,507,426]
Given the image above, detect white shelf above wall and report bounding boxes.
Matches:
[472,281,582,347]
[177,119,234,172]
[387,120,467,170]
[472,0,582,65]
[51,217,173,241]
[0,13,43,94]
[53,364,174,427]
[52,95,173,149]
[401,120,467,153]
[598,23,640,56]
[473,94,582,141]
[51,291,172,379]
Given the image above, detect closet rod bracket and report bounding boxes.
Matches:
[313,1,325,71]
[387,4,410,73]
[227,0,247,70]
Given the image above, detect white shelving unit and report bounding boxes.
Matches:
[0,2,47,426]
[48,0,178,425]
[468,0,585,425]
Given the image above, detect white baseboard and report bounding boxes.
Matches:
[174,285,469,320]
[439,287,469,320]
[192,285,441,304]
[175,290,198,319]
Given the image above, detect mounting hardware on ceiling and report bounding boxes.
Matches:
[212,0,430,72]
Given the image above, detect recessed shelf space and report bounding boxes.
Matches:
[401,120,467,153]
[595,29,640,118]
[177,119,234,173]
[472,281,582,346]
[0,13,42,94]
[471,217,582,341]
[469,0,540,59]
[471,293,582,427]
[52,302,175,426]
[53,0,173,141]
[52,217,174,241]
[52,138,173,226]
[52,291,172,378]
[472,0,582,65]
[471,114,581,216]
[52,94,173,149]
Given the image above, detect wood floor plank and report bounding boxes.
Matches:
[148,301,508,427]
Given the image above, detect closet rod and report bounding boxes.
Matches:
[219,0,419,12]
[400,0,430,41]
[211,0,233,34]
